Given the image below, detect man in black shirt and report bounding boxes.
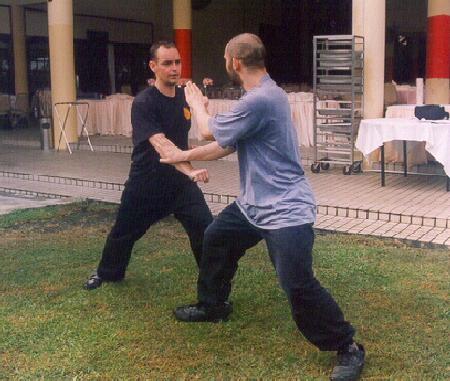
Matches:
[84,41,213,290]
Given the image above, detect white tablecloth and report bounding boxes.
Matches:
[383,105,450,165]
[191,92,315,147]
[356,118,450,176]
[78,94,133,137]
[78,92,316,146]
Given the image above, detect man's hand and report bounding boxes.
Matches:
[151,134,187,162]
[151,134,189,163]
[184,81,213,140]
[188,168,209,183]
[184,81,207,110]
[149,133,211,181]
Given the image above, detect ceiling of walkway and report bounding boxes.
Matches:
[0,0,170,23]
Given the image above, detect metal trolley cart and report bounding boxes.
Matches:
[311,35,364,175]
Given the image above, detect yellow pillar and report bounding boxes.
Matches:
[173,0,192,79]
[48,0,78,147]
[11,4,29,110]
[425,0,450,104]
[353,0,386,119]
[353,0,386,166]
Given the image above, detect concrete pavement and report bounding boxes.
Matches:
[1,131,449,248]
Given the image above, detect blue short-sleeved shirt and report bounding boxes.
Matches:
[208,74,316,229]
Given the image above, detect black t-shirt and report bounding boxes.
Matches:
[130,86,191,178]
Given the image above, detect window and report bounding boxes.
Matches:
[27,37,50,96]
[0,34,12,94]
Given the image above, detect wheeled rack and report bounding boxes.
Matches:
[312,35,364,175]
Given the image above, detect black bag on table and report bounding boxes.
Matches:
[414,105,449,120]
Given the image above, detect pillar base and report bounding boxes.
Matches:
[425,78,450,104]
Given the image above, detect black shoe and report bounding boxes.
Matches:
[84,272,104,290]
[174,302,233,322]
[330,343,365,381]
[84,271,124,290]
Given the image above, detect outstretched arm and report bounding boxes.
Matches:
[158,140,235,164]
[149,133,209,183]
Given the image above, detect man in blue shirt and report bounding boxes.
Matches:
[156,33,365,381]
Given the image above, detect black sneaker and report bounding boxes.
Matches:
[174,302,233,322]
[330,342,365,381]
[84,272,104,290]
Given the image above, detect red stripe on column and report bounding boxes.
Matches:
[174,29,192,79]
[426,15,450,79]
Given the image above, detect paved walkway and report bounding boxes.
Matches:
[0,192,77,215]
[1,131,449,248]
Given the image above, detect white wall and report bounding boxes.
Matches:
[0,6,10,34]
[25,9,153,44]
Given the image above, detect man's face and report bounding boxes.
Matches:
[224,52,242,86]
[150,47,181,87]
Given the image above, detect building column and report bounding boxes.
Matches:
[353,0,386,119]
[48,0,77,147]
[425,0,450,104]
[11,4,29,110]
[173,0,192,79]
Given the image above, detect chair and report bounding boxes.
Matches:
[205,86,223,99]
[36,89,52,119]
[281,83,301,93]
[120,85,132,96]
[10,93,29,128]
[0,94,10,129]
[222,87,243,100]
[384,82,397,109]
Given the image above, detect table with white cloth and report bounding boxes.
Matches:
[190,92,316,147]
[355,118,450,190]
[383,104,450,166]
[77,94,133,137]
[78,92,318,147]
[386,104,450,117]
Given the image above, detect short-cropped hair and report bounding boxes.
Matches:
[149,40,177,60]
[225,33,266,69]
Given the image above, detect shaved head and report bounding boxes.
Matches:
[225,33,266,69]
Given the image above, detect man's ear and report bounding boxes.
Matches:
[149,60,156,73]
[232,57,240,71]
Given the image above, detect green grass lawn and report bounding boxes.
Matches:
[1,201,448,380]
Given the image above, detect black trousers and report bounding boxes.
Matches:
[97,173,213,281]
[197,202,355,351]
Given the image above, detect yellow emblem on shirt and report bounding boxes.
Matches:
[183,107,191,121]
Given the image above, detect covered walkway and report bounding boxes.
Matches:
[1,132,449,248]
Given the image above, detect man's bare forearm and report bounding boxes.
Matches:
[192,107,214,141]
[184,82,215,140]
[149,133,209,182]
[155,131,233,164]
[185,142,234,161]
[173,161,194,175]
